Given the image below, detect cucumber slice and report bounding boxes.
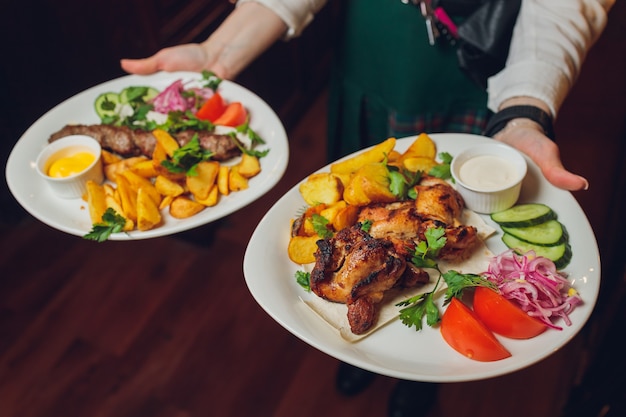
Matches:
[94,92,120,120]
[502,233,572,269]
[119,86,160,104]
[490,203,556,227]
[501,220,568,246]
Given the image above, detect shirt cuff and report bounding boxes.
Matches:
[237,0,326,39]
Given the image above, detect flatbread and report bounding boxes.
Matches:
[301,209,496,342]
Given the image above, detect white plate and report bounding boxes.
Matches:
[243,133,600,383]
[6,71,288,240]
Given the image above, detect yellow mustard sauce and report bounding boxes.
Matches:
[47,151,96,178]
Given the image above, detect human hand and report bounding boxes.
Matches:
[494,120,589,192]
[121,44,226,77]
[120,2,287,80]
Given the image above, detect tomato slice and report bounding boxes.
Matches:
[440,297,511,362]
[196,92,226,122]
[473,286,547,339]
[213,102,247,126]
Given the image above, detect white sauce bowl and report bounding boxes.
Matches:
[35,135,104,199]
[450,142,527,214]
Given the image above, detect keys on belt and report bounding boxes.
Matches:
[402,0,459,46]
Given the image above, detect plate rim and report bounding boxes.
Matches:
[243,133,601,382]
[5,71,289,240]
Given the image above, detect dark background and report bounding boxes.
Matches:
[1,1,625,416]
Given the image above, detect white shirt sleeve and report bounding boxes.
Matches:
[487,0,614,118]
[236,0,328,39]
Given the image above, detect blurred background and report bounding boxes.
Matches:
[1,1,625,416]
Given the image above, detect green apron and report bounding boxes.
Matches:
[327,0,489,161]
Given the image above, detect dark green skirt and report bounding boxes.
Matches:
[327,0,489,161]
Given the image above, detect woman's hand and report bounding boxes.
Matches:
[494,120,589,192]
[121,44,217,76]
[120,2,287,80]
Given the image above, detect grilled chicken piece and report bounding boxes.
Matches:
[311,225,407,334]
[49,124,242,161]
[414,175,465,225]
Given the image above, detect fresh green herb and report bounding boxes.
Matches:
[295,270,311,292]
[312,213,334,239]
[411,227,446,269]
[385,157,422,200]
[201,70,223,91]
[83,208,127,242]
[360,219,373,233]
[397,288,441,331]
[228,130,270,158]
[442,270,496,305]
[161,135,214,175]
[396,226,496,330]
[429,152,453,180]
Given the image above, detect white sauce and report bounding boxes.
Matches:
[458,155,517,191]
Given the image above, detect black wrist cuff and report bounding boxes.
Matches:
[483,105,555,140]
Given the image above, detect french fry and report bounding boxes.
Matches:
[186,161,219,200]
[85,180,107,224]
[217,165,230,196]
[170,196,206,219]
[137,187,162,231]
[237,153,261,178]
[116,174,138,222]
[152,128,180,157]
[330,137,396,175]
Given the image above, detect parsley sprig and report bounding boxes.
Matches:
[83,208,128,242]
[161,135,214,175]
[396,227,495,330]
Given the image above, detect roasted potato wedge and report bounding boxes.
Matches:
[330,137,396,175]
[169,195,205,219]
[403,156,438,173]
[195,184,220,207]
[186,161,219,200]
[85,180,108,224]
[344,163,396,206]
[137,187,162,231]
[152,128,180,157]
[299,172,344,206]
[288,235,320,264]
[399,132,437,161]
[229,166,249,191]
[104,156,148,182]
[237,153,261,178]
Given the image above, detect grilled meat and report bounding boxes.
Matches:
[49,124,243,161]
[311,225,410,334]
[309,175,479,335]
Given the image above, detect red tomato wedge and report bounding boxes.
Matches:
[196,92,226,122]
[213,102,247,126]
[440,297,511,362]
[473,286,547,339]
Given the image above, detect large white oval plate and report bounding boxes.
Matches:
[243,133,600,383]
[6,71,289,240]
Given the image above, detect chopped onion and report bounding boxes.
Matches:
[483,250,583,330]
[151,80,215,115]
